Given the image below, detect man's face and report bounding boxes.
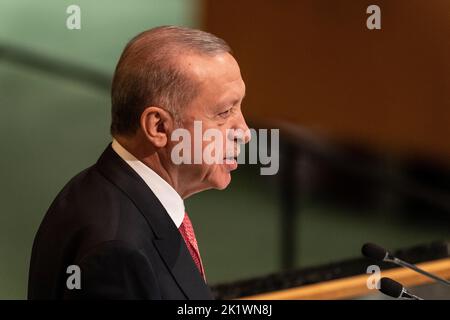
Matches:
[174,52,250,196]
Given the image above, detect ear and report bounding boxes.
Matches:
[140,106,174,148]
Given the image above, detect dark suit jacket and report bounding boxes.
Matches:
[28,144,213,300]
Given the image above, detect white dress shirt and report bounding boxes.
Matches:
[111,139,185,228]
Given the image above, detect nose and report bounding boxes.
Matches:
[230,110,251,144]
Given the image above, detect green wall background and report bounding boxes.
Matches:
[0,0,448,299]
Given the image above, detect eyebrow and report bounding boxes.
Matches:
[215,92,246,112]
[231,93,246,107]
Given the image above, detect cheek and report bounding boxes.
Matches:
[199,129,232,189]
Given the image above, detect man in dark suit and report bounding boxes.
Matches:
[28,26,250,299]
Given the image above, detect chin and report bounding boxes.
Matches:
[200,164,234,191]
[211,172,232,190]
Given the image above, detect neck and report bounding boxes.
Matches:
[114,134,186,198]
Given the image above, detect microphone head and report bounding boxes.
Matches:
[378,277,404,298]
[361,242,388,261]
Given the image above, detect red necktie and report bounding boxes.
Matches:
[178,212,206,281]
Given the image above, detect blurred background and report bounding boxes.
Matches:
[0,0,449,299]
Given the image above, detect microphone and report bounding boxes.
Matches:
[378,277,424,300]
[362,242,450,287]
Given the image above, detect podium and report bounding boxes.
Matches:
[211,242,450,300]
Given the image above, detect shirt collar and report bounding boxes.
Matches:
[111,139,185,228]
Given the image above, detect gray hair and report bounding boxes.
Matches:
[110,25,232,136]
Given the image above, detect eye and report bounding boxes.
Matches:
[218,108,232,118]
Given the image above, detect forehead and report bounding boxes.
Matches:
[180,52,246,102]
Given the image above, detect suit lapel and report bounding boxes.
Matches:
[96,144,213,300]
[153,237,212,300]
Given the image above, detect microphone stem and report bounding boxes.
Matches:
[402,289,424,300]
[409,293,424,300]
[390,258,450,287]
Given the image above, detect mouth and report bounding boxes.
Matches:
[223,156,238,171]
